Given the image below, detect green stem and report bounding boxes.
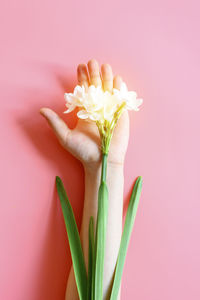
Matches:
[101,153,108,183]
[93,152,109,300]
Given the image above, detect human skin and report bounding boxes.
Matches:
[39,59,130,300]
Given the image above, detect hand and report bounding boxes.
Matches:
[40,59,129,171]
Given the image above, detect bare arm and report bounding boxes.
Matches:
[40,59,130,300]
[65,162,123,300]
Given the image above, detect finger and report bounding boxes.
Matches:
[101,63,113,92]
[87,59,102,87]
[113,75,123,90]
[77,64,89,91]
[39,107,71,148]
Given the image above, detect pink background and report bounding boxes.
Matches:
[0,0,199,299]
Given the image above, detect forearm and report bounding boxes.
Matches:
[65,161,124,300]
[83,162,123,299]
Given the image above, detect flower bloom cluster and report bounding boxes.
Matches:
[64,82,143,154]
[64,82,143,123]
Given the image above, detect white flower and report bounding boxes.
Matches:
[64,82,143,123]
[113,82,143,111]
[64,82,143,154]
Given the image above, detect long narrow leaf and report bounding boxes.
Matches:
[110,176,143,300]
[94,181,109,300]
[92,217,96,300]
[87,216,95,300]
[56,176,87,300]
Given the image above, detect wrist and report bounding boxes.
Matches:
[83,160,124,178]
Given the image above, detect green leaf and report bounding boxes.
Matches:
[110,176,143,300]
[55,176,87,300]
[87,216,95,300]
[94,181,109,300]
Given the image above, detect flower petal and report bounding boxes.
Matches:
[77,110,89,119]
[63,82,143,122]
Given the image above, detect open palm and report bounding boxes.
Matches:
[40,59,130,168]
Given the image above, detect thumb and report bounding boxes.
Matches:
[39,107,71,148]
